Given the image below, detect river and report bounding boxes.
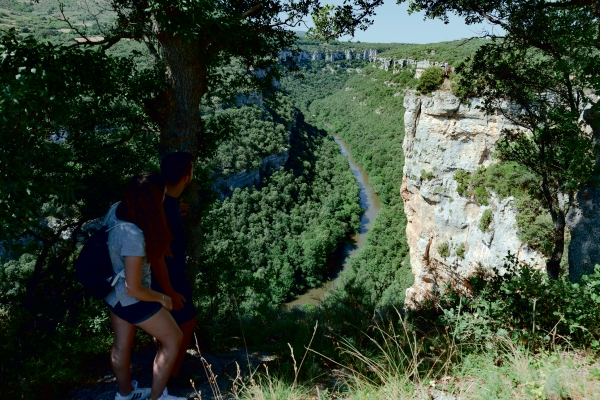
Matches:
[285,133,382,306]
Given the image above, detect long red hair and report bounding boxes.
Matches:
[116,172,173,263]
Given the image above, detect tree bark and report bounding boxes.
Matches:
[148,23,207,158]
[146,23,210,267]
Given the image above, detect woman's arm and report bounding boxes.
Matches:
[124,256,173,311]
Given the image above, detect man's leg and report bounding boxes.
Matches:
[170,316,197,377]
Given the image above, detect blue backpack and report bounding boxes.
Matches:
[75,225,121,299]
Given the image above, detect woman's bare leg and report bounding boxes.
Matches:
[136,307,182,400]
[110,310,136,396]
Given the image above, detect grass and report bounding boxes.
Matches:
[233,374,314,400]
[335,346,600,399]
[229,308,600,400]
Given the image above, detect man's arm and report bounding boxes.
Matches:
[151,258,186,310]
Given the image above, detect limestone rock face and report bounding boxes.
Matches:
[279,49,380,63]
[401,91,545,305]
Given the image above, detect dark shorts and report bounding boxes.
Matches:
[107,300,163,325]
[151,271,196,325]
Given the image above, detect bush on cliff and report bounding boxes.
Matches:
[416,66,444,94]
[429,255,600,351]
[453,162,553,256]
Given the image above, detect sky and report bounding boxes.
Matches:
[296,0,501,44]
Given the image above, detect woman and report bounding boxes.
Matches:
[103,172,187,400]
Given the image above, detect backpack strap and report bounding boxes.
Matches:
[102,202,120,226]
[110,270,125,286]
[106,223,126,232]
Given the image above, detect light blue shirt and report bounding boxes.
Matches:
[103,202,152,307]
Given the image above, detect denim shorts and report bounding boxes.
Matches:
[107,300,163,325]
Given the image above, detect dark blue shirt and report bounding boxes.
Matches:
[156,195,196,323]
[164,195,186,275]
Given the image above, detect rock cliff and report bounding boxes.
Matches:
[279,48,379,63]
[279,49,454,80]
[401,91,545,305]
[212,150,289,197]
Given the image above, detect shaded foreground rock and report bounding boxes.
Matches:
[566,97,600,281]
[567,185,600,281]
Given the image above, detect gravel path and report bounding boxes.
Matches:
[71,344,277,400]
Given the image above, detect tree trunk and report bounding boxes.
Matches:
[547,210,565,279]
[148,25,207,158]
[146,24,210,265]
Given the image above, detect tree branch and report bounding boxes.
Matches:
[242,4,262,19]
[67,34,125,49]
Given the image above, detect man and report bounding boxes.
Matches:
[151,152,198,387]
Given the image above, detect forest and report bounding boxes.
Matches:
[2,0,600,398]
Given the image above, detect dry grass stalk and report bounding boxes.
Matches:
[193,333,223,400]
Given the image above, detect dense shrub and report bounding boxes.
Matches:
[475,185,489,205]
[435,255,600,350]
[455,242,466,259]
[515,195,554,256]
[478,209,493,231]
[0,31,162,396]
[454,169,471,196]
[416,67,444,94]
[437,242,450,258]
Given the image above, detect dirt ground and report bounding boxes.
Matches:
[70,343,277,400]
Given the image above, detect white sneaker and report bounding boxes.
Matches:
[115,380,151,400]
[157,387,187,400]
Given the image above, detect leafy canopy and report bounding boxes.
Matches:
[0,29,161,247]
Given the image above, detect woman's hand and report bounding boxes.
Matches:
[179,199,190,217]
[124,256,174,310]
[160,294,173,311]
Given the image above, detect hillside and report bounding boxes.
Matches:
[0,0,109,40]
[379,38,488,64]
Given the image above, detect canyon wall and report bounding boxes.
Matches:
[212,150,289,197]
[279,49,452,77]
[401,91,545,305]
[279,48,379,62]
